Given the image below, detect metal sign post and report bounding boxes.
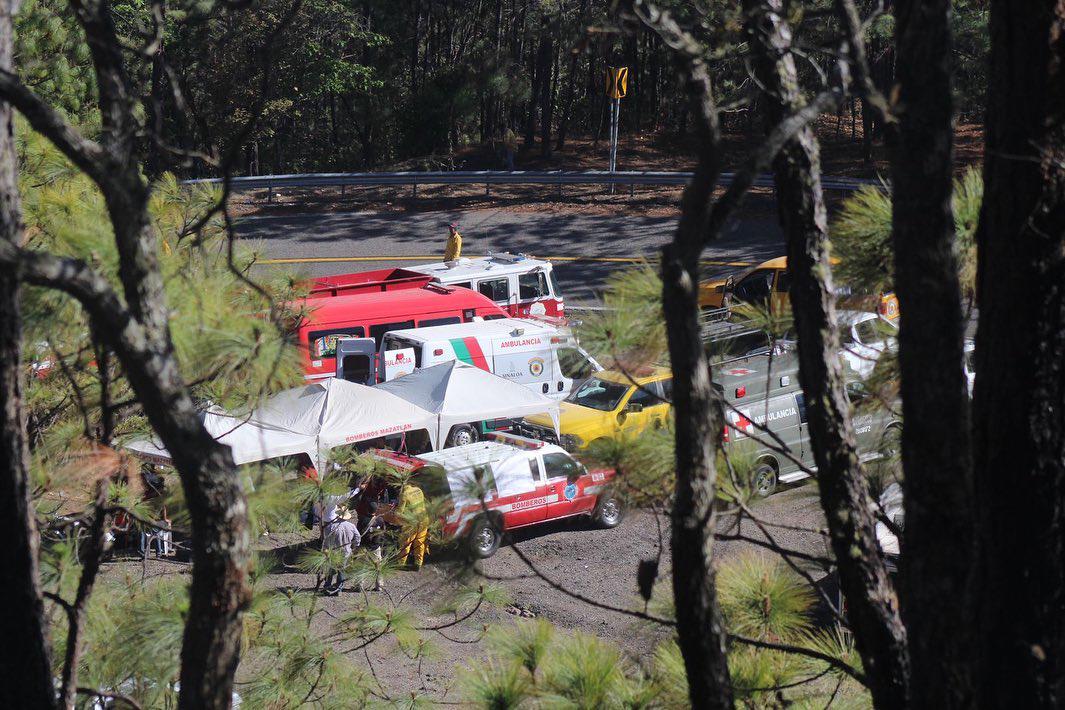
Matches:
[605,66,629,195]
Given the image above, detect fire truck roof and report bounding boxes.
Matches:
[408,253,551,281]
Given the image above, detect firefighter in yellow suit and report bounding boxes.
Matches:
[444,223,462,262]
[395,482,429,569]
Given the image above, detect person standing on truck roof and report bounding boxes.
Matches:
[444,223,462,262]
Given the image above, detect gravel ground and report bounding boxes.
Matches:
[106,481,829,703]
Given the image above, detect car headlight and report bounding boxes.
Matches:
[560,434,585,451]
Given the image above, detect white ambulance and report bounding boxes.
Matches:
[379,318,601,400]
[408,253,565,318]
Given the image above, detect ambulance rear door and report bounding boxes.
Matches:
[489,334,555,396]
[553,344,600,398]
[378,333,420,381]
[335,338,378,385]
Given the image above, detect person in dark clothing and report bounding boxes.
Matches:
[358,500,389,591]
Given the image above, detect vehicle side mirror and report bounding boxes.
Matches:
[626,403,644,414]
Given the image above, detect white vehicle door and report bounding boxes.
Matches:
[334,337,378,384]
[552,345,601,399]
[842,318,894,379]
[382,347,417,380]
[491,336,555,395]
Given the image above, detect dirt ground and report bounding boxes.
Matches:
[105,482,829,703]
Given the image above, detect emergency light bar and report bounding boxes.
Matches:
[486,432,545,449]
[490,252,528,263]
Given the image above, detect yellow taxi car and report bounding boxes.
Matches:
[522,367,672,451]
[699,256,900,322]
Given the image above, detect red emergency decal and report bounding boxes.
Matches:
[724,368,755,376]
[461,336,491,370]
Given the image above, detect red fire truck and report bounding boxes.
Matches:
[295,269,506,380]
[312,252,565,319]
[371,433,623,558]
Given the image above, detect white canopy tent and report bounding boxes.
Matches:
[124,378,439,467]
[375,360,560,444]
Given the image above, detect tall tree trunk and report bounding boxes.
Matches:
[410,0,421,94]
[656,19,733,709]
[556,0,588,150]
[743,2,911,706]
[662,240,733,710]
[540,24,555,158]
[889,1,977,706]
[59,481,112,710]
[524,28,540,147]
[0,2,55,704]
[146,11,166,177]
[973,2,1065,706]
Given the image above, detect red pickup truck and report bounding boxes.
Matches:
[371,433,623,558]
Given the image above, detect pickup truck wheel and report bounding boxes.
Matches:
[448,424,479,448]
[753,462,778,498]
[593,491,625,529]
[467,516,501,558]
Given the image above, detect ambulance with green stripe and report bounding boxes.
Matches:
[380,318,602,406]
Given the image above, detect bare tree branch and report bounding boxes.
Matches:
[729,633,867,685]
[75,686,143,710]
[59,479,112,710]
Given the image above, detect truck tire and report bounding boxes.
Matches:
[753,461,778,497]
[467,516,502,558]
[448,424,479,448]
[592,491,625,529]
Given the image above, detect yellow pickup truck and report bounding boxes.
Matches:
[699,256,900,322]
[521,367,673,451]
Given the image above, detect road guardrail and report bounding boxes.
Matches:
[183,170,879,200]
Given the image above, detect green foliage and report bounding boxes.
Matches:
[15,0,95,117]
[241,588,369,709]
[730,301,794,345]
[463,660,535,710]
[647,642,691,709]
[953,167,983,300]
[717,552,815,642]
[634,557,869,706]
[584,424,673,506]
[831,183,895,295]
[337,602,422,652]
[488,619,556,677]
[20,125,303,457]
[577,263,668,371]
[831,168,983,301]
[243,459,307,535]
[462,623,651,710]
[70,578,188,708]
[540,632,627,709]
[437,582,514,617]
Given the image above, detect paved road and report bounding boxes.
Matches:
[237,197,785,304]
